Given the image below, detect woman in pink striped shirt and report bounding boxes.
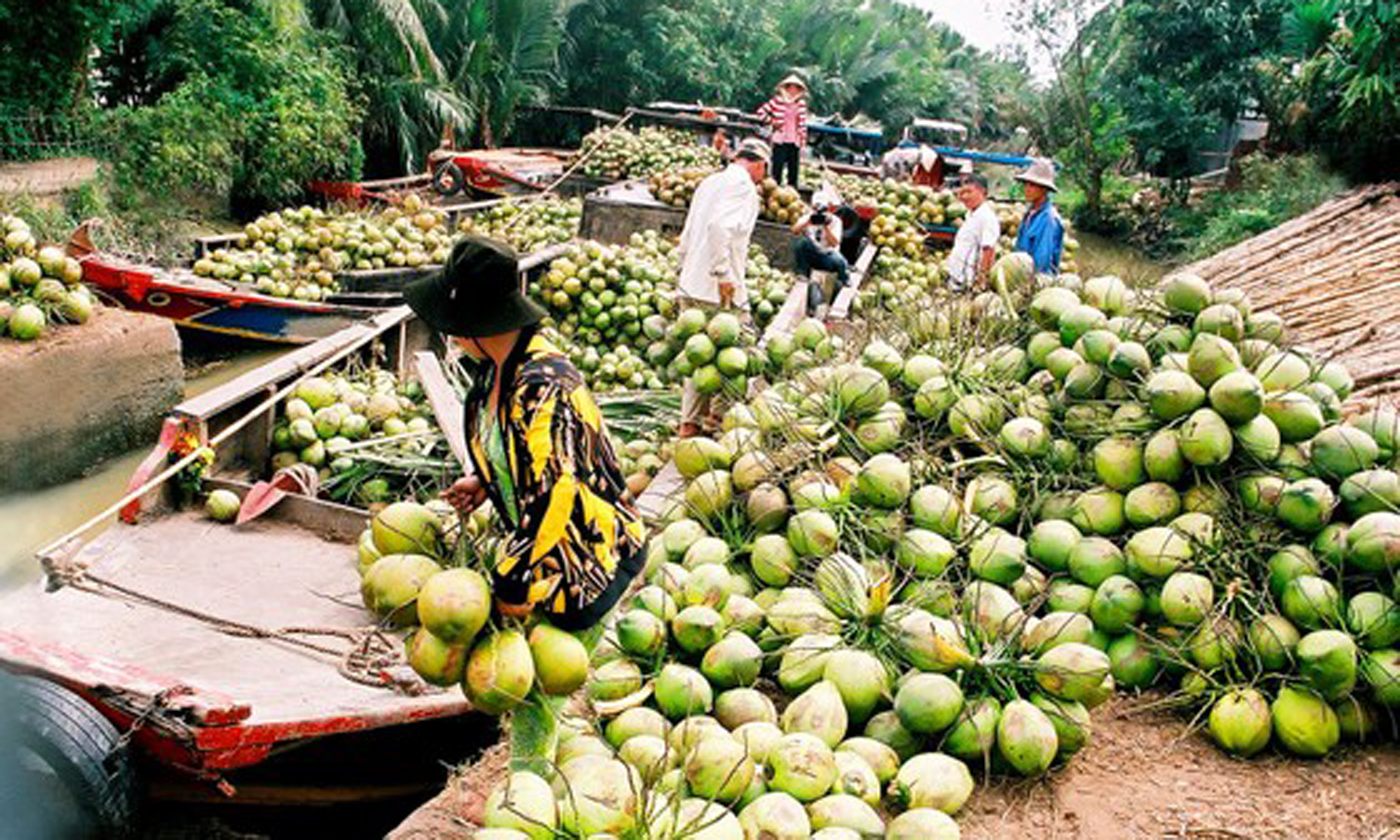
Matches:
[756,74,808,188]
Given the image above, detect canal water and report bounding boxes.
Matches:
[0,347,286,587]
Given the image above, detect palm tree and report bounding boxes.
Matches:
[432,0,574,147]
[294,0,472,172]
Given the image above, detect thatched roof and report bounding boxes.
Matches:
[1181,182,1400,403]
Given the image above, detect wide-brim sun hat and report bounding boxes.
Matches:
[776,73,808,93]
[1016,157,1058,192]
[404,234,546,337]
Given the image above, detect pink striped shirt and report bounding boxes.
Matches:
[756,96,808,147]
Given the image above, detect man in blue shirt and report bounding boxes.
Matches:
[1014,158,1064,275]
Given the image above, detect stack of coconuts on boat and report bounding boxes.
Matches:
[353,256,1398,840]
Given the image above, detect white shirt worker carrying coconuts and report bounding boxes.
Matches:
[675,140,771,437]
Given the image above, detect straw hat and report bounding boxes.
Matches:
[1016,158,1058,191]
[776,74,808,94]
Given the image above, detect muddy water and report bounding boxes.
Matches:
[0,346,286,586]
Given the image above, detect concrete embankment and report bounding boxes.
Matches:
[0,308,183,492]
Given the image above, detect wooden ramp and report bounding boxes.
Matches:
[1181,183,1400,401]
[760,242,878,346]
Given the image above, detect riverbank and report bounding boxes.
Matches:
[0,342,284,585]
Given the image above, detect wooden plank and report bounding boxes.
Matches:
[413,351,470,468]
[829,242,878,320]
[636,462,683,523]
[176,307,413,421]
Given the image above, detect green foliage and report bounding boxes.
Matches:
[1168,154,1347,258]
[100,0,363,212]
[560,0,1033,142]
[1269,0,1400,178]
[1111,0,1291,180]
[0,0,128,114]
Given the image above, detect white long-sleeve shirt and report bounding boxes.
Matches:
[676,163,760,306]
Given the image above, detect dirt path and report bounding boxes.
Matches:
[0,157,99,195]
[960,697,1400,840]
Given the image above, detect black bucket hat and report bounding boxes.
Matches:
[404,235,547,337]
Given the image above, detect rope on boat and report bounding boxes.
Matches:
[42,554,435,697]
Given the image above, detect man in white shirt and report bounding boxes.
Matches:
[675,138,769,437]
[791,185,849,318]
[946,173,999,292]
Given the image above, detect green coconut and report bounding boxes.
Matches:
[1263,392,1324,443]
[1208,370,1264,424]
[654,663,714,719]
[484,771,557,840]
[702,632,763,689]
[1091,437,1145,491]
[1233,414,1282,463]
[996,699,1059,775]
[1024,611,1095,654]
[1160,571,1214,627]
[1281,575,1342,630]
[1179,408,1233,466]
[1030,694,1092,759]
[1276,478,1336,533]
[1361,649,1400,706]
[1027,520,1082,571]
[767,733,837,802]
[969,527,1028,585]
[1310,425,1380,480]
[1035,643,1110,703]
[778,634,842,695]
[1339,470,1400,519]
[1089,575,1144,633]
[863,711,921,762]
[1107,633,1160,689]
[885,808,960,840]
[1347,592,1400,649]
[894,529,956,577]
[1188,333,1241,388]
[891,752,974,814]
[1145,370,1206,421]
[1143,429,1188,483]
[853,453,911,509]
[821,650,889,725]
[1271,685,1340,757]
[1249,614,1302,671]
[1125,526,1194,578]
[685,734,755,803]
[1070,487,1126,536]
[1257,351,1312,393]
[1067,537,1126,587]
[464,630,535,715]
[1348,408,1400,460]
[1208,689,1272,757]
[1346,512,1400,572]
[1297,629,1359,700]
[589,658,644,702]
[894,673,964,736]
[1124,482,1182,527]
[1161,274,1212,315]
[739,792,811,840]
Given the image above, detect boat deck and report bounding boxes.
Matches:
[0,511,464,737]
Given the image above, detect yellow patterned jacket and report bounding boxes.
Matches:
[465,328,646,629]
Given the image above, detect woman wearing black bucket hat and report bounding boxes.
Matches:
[404,235,646,633]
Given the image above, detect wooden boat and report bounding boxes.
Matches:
[0,248,563,829]
[77,250,386,345]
